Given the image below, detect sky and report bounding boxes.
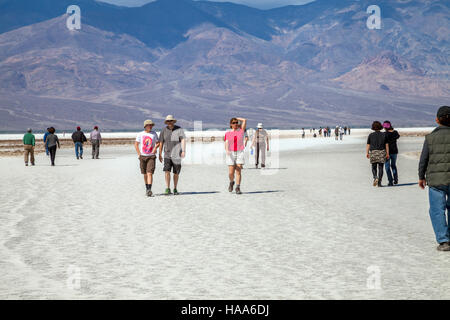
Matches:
[98,0,315,10]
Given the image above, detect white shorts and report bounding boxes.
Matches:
[226,151,245,166]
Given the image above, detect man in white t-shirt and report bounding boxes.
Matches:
[135,119,160,197]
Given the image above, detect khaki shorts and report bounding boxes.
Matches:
[139,155,156,174]
[226,151,245,166]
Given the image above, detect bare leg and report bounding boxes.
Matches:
[146,173,153,185]
[236,165,242,185]
[165,171,171,188]
[173,174,179,189]
[228,165,235,182]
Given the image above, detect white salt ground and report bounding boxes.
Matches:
[0,132,449,299]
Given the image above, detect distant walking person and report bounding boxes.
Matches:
[43,128,50,156]
[348,126,351,135]
[302,128,306,139]
[159,115,186,195]
[90,126,102,159]
[339,126,345,140]
[384,121,400,186]
[45,127,60,166]
[419,106,450,251]
[72,126,87,160]
[23,128,35,166]
[366,121,389,187]
[225,117,247,195]
[334,126,339,140]
[252,123,269,169]
[135,120,160,197]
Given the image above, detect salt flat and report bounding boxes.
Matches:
[1,133,449,299]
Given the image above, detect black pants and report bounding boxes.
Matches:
[372,162,384,181]
[49,146,57,165]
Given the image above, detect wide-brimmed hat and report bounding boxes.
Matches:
[164,115,177,124]
[257,123,263,129]
[143,119,155,127]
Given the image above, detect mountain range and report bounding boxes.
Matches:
[0,0,448,130]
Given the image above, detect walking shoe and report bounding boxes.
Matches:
[255,164,258,169]
[394,180,398,185]
[261,164,266,168]
[235,186,242,195]
[80,155,83,159]
[437,242,450,251]
[31,163,35,166]
[377,181,382,188]
[228,181,235,192]
[388,182,394,187]
[165,188,172,195]
[25,163,28,166]
[146,189,153,197]
[77,156,79,160]
[373,178,378,187]
[173,189,179,195]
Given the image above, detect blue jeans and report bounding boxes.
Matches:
[429,185,450,244]
[75,142,83,158]
[385,153,398,184]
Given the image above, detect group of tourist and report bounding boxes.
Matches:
[366,120,400,187]
[301,126,350,140]
[21,106,450,252]
[24,126,102,166]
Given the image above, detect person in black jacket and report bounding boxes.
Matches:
[72,126,87,160]
[383,121,400,186]
[366,121,390,187]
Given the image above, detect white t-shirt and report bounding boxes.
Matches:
[136,131,159,156]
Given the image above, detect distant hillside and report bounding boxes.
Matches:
[0,0,448,130]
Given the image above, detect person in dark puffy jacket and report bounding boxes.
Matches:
[383,121,400,186]
[419,106,450,252]
[72,126,87,160]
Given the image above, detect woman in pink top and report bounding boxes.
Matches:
[224,117,247,194]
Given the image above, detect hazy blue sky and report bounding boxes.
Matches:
[98,0,315,10]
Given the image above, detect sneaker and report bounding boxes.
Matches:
[25,163,28,166]
[146,189,153,197]
[437,242,450,251]
[236,186,242,195]
[173,189,179,195]
[394,180,399,185]
[31,163,35,166]
[77,156,79,160]
[388,182,394,187]
[228,181,235,192]
[261,164,266,168]
[373,178,378,187]
[80,155,83,159]
[377,181,383,188]
[165,188,172,195]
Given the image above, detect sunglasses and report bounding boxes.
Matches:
[231,122,239,124]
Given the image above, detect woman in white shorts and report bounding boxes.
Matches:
[224,117,247,194]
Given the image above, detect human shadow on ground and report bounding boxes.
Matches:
[245,168,288,170]
[241,190,283,194]
[153,191,221,197]
[393,183,418,187]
